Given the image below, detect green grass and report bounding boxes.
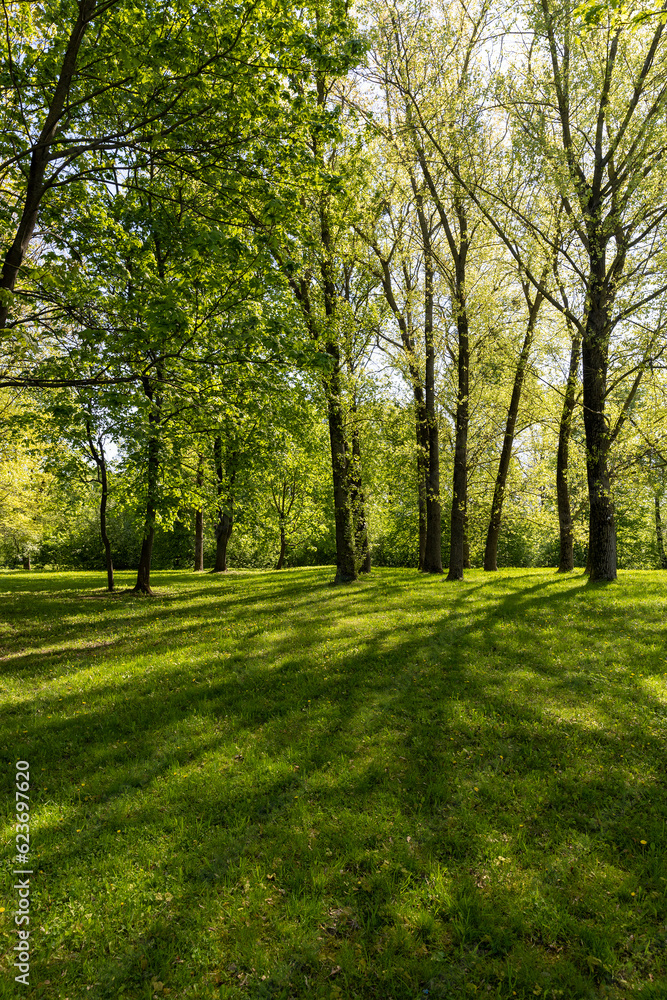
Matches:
[1,567,666,1000]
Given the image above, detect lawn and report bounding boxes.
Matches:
[1,567,666,1000]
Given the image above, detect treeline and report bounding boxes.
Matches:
[1,0,666,588]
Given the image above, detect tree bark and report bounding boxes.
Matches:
[484,287,543,571]
[326,354,357,582]
[656,495,667,569]
[447,301,469,581]
[214,512,233,572]
[556,329,582,572]
[421,241,442,573]
[275,523,287,570]
[22,555,31,571]
[416,407,428,570]
[582,258,617,582]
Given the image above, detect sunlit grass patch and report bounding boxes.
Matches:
[0,567,666,998]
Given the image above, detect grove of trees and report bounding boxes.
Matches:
[1,0,666,586]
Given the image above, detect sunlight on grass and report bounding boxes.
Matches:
[1,567,666,999]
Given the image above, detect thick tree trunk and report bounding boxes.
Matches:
[556,329,582,572]
[447,306,469,581]
[326,361,357,582]
[422,257,442,574]
[22,555,30,571]
[214,512,233,572]
[582,264,617,582]
[656,496,667,569]
[484,289,542,571]
[275,524,287,570]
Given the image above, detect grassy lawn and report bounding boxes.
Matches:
[1,567,666,1000]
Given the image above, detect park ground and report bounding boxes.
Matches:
[0,567,666,1000]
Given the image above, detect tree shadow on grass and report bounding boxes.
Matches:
[1,568,666,999]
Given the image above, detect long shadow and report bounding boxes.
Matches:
[1,568,666,998]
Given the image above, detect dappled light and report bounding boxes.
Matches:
[1,568,666,999]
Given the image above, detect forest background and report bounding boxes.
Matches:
[1,0,666,589]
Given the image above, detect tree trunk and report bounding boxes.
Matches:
[656,495,667,569]
[447,303,469,581]
[484,288,542,571]
[22,555,30,571]
[556,329,582,572]
[214,512,233,572]
[0,5,92,328]
[422,256,442,573]
[416,405,428,570]
[275,523,287,570]
[582,262,617,582]
[323,344,357,582]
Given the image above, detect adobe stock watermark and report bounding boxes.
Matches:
[13,761,32,987]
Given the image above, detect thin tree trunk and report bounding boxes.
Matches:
[484,288,542,571]
[447,302,469,581]
[416,409,428,569]
[422,253,442,573]
[556,329,582,572]
[656,495,667,569]
[582,262,617,582]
